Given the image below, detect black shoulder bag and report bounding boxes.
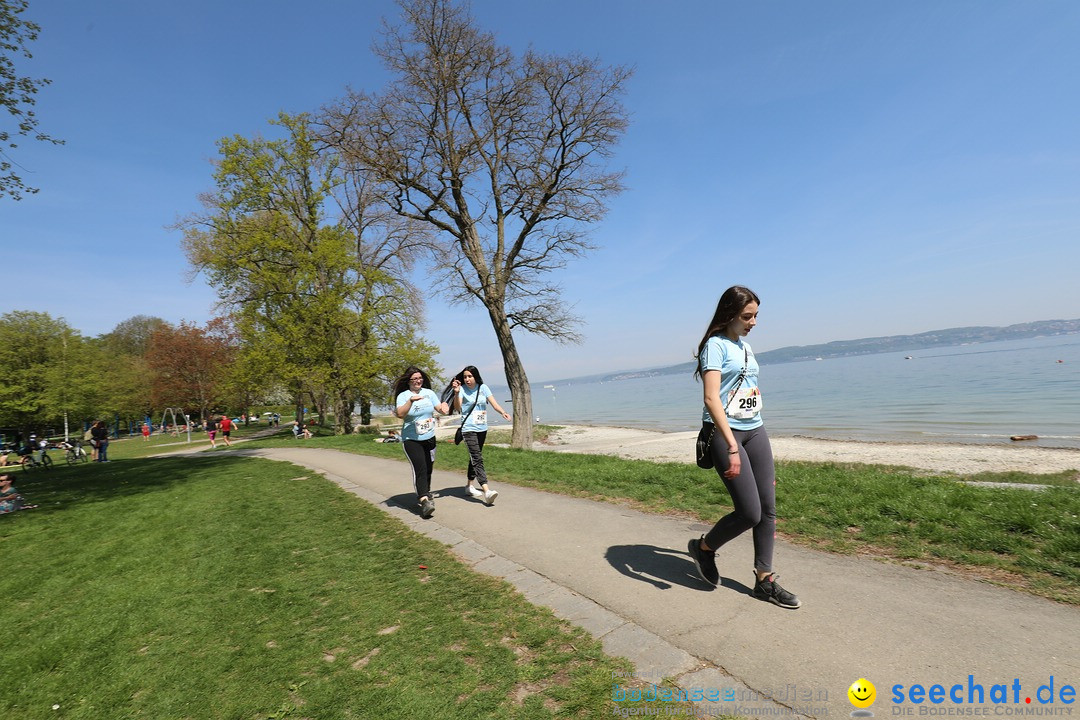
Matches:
[696,346,748,469]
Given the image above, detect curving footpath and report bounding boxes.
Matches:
[236,446,1079,719]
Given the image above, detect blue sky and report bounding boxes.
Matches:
[3,0,1079,384]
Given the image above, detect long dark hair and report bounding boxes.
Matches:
[393,366,432,400]
[693,285,761,380]
[440,365,484,405]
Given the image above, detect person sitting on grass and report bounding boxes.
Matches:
[292,421,303,439]
[376,429,401,443]
[0,474,37,514]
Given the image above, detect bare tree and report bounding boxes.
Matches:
[321,0,630,446]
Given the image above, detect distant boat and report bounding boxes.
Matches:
[815,357,822,361]
[905,356,913,360]
[543,384,555,389]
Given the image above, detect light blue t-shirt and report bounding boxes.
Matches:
[699,336,763,431]
[397,387,440,441]
[459,383,493,432]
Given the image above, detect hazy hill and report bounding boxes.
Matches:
[542,318,1080,385]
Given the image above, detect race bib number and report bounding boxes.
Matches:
[727,387,762,420]
[415,417,435,435]
[469,409,487,426]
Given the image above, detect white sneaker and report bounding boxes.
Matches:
[466,485,483,497]
[483,489,499,506]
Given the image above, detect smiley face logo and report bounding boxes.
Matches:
[848,678,876,709]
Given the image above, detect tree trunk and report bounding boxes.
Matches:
[359,398,372,426]
[333,387,354,435]
[294,390,304,426]
[490,308,533,448]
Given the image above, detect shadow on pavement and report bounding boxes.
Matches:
[604,543,755,598]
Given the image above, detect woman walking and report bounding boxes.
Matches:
[686,285,801,609]
[206,415,218,449]
[394,366,450,518]
[449,366,511,506]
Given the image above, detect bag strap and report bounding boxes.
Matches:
[702,345,750,453]
[722,346,749,413]
[459,385,481,429]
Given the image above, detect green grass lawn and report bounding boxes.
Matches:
[243,429,1080,605]
[69,420,288,462]
[1,458,693,719]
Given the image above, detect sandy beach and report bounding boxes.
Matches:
[529,424,1080,476]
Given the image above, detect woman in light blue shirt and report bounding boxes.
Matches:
[686,285,800,609]
[449,365,511,506]
[393,365,450,519]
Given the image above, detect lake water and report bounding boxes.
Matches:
[498,334,1080,449]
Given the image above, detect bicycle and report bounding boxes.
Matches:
[18,446,52,472]
[60,439,89,465]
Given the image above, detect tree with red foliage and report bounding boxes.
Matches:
[146,321,233,424]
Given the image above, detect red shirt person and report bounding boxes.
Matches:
[219,415,235,446]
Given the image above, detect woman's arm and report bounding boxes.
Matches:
[395,395,416,419]
[702,370,741,478]
[486,392,512,421]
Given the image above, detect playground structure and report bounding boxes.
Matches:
[158,408,193,444]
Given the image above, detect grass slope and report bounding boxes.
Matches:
[1,457,691,719]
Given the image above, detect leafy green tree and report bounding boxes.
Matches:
[101,315,169,357]
[41,327,107,437]
[89,316,167,424]
[322,0,630,447]
[1,0,63,199]
[0,312,164,438]
[181,112,437,434]
[0,310,71,434]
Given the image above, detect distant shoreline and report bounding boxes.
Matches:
[531,324,1080,384]
[512,423,1080,476]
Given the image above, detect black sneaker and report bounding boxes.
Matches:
[753,573,801,609]
[420,497,435,519]
[687,536,719,587]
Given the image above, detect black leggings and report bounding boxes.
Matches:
[703,424,776,574]
[402,437,437,500]
[463,430,488,484]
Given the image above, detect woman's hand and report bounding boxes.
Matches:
[452,379,461,392]
[501,411,511,421]
[724,448,741,479]
[410,394,424,403]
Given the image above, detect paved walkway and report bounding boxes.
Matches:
[231,445,1078,718]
